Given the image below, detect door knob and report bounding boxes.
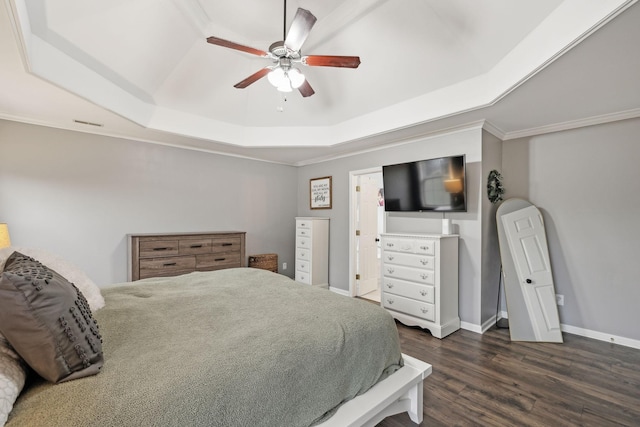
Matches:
[526,278,532,284]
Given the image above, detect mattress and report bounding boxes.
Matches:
[6,268,403,427]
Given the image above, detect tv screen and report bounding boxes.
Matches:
[382,155,466,212]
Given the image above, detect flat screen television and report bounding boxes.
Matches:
[382,155,467,212]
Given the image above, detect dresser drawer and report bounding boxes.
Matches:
[296,248,311,261]
[296,228,313,238]
[382,277,435,303]
[382,237,435,255]
[296,219,312,229]
[178,238,211,254]
[414,239,435,255]
[382,238,414,253]
[196,253,241,270]
[139,240,180,258]
[383,264,434,285]
[382,293,435,322]
[139,256,196,279]
[211,236,241,253]
[296,236,312,249]
[295,271,311,285]
[382,252,434,270]
[296,260,311,273]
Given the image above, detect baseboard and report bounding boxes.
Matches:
[494,312,640,350]
[460,321,484,334]
[329,286,350,297]
[560,324,640,350]
[341,293,640,349]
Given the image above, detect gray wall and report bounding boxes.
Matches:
[297,126,487,328]
[0,120,298,285]
[502,117,640,341]
[480,131,503,328]
[3,116,637,342]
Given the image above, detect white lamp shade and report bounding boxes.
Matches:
[0,223,10,248]
[268,67,304,92]
[267,68,287,87]
[288,68,305,89]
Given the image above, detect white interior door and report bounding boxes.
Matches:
[356,174,380,296]
[501,205,562,342]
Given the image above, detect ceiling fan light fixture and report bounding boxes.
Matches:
[267,67,286,87]
[268,66,304,92]
[277,80,293,93]
[288,68,305,89]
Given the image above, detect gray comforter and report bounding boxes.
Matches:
[7,268,403,427]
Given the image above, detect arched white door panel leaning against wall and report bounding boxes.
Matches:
[497,198,563,343]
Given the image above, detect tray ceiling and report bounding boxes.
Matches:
[1,0,639,164]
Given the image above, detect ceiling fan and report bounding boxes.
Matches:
[206,4,361,97]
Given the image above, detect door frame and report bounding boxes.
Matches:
[348,167,383,297]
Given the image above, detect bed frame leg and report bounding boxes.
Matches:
[407,380,424,424]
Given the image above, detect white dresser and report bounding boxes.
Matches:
[295,217,329,288]
[380,233,459,338]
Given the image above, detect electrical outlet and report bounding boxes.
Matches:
[556,294,564,306]
[282,262,287,270]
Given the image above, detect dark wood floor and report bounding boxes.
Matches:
[377,322,640,427]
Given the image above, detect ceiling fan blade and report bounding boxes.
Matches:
[234,67,271,89]
[302,55,361,68]
[206,36,269,57]
[298,80,315,97]
[284,8,317,52]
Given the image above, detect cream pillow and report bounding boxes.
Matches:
[0,334,26,427]
[0,247,104,311]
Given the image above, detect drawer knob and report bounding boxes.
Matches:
[420,290,427,296]
[420,245,428,250]
[420,274,428,280]
[387,267,395,274]
[386,243,394,247]
[385,283,394,289]
[386,255,394,261]
[387,299,394,305]
[421,307,430,314]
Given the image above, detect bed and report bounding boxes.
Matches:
[0,249,431,426]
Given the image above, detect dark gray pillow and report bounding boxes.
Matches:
[0,251,103,383]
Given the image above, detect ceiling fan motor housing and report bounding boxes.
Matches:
[269,41,301,59]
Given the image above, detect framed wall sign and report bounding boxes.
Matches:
[310,176,332,209]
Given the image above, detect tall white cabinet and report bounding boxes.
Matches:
[295,217,329,288]
[380,233,459,338]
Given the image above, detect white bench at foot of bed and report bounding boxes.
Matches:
[319,354,432,427]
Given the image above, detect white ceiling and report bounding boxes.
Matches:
[1,0,639,165]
